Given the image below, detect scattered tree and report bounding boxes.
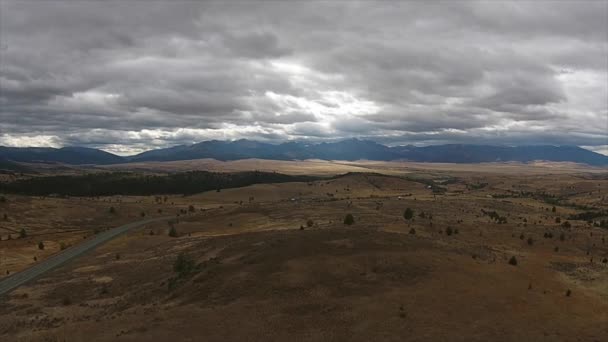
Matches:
[173,252,196,278]
[344,214,355,225]
[403,208,414,220]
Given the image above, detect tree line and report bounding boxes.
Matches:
[0,171,321,196]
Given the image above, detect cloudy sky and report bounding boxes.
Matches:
[0,1,607,155]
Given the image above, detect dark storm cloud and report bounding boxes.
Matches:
[0,1,606,155]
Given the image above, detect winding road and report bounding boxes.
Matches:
[0,216,170,296]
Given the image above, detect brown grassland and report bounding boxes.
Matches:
[1,159,607,341]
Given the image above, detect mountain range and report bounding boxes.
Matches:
[1,139,607,166]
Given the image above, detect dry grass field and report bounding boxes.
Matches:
[1,160,607,341]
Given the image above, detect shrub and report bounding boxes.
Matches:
[168,226,178,237]
[508,256,518,266]
[446,227,453,236]
[552,206,556,213]
[602,258,607,263]
[109,206,116,214]
[409,228,416,235]
[140,211,146,217]
[555,217,561,223]
[60,242,67,250]
[173,253,196,278]
[561,221,571,228]
[38,241,45,250]
[306,219,314,227]
[344,214,355,225]
[62,297,72,306]
[519,233,525,240]
[566,289,571,297]
[559,232,566,241]
[527,237,534,246]
[188,205,195,212]
[3,213,7,221]
[19,229,27,239]
[403,208,414,220]
[0,196,6,203]
[115,253,121,260]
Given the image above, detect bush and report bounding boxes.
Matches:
[446,227,453,236]
[19,229,27,239]
[38,241,45,250]
[188,205,195,212]
[2,213,6,221]
[566,289,571,297]
[306,219,314,227]
[561,221,571,228]
[62,297,72,306]
[403,208,414,220]
[409,228,416,235]
[173,253,196,278]
[527,237,534,245]
[168,226,178,237]
[109,206,116,214]
[344,214,355,225]
[559,232,566,241]
[508,256,518,266]
[60,242,67,250]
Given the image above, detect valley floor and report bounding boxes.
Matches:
[1,165,607,341]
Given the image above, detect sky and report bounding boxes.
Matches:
[0,1,607,156]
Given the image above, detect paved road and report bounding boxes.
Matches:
[0,216,170,296]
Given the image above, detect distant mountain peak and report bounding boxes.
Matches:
[1,140,606,166]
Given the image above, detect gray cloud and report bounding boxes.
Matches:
[0,1,606,155]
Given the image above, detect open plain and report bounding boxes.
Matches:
[1,160,607,341]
